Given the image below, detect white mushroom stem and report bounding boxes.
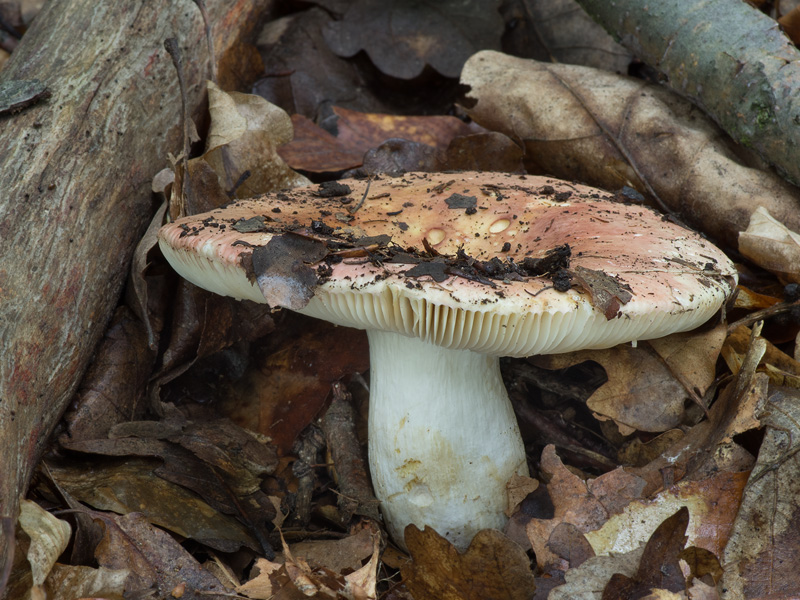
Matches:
[366,329,529,551]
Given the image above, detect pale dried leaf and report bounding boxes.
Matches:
[548,545,644,600]
[687,579,721,600]
[202,81,310,201]
[738,206,800,284]
[236,558,282,599]
[343,533,380,600]
[18,499,71,588]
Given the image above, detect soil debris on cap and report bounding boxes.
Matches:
[445,193,478,211]
[315,181,353,197]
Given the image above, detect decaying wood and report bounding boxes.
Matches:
[0,0,273,584]
[576,0,800,187]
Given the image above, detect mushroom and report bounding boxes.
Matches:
[157,172,737,550]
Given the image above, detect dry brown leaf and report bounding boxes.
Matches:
[721,386,800,599]
[93,512,227,599]
[525,446,611,571]
[738,206,800,284]
[722,325,800,388]
[532,326,726,435]
[237,558,283,599]
[286,528,376,576]
[402,526,535,600]
[733,286,781,311]
[47,457,259,553]
[253,8,389,119]
[461,50,800,248]
[505,474,539,517]
[625,328,766,493]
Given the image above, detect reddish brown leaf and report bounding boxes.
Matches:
[219,316,369,454]
[279,107,480,172]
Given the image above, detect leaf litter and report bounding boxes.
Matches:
[11,1,800,599]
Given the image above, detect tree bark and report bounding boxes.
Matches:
[576,0,800,187]
[0,0,272,584]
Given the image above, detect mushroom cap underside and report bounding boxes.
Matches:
[158,171,737,357]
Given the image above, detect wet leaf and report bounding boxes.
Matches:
[0,79,50,115]
[402,526,535,600]
[218,317,369,455]
[441,132,524,173]
[569,266,632,320]
[60,408,277,556]
[156,282,274,383]
[129,200,169,349]
[319,0,503,79]
[249,234,329,310]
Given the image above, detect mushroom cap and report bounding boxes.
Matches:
[158,171,737,357]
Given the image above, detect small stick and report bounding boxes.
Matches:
[192,0,218,84]
[164,38,191,214]
[348,179,372,214]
